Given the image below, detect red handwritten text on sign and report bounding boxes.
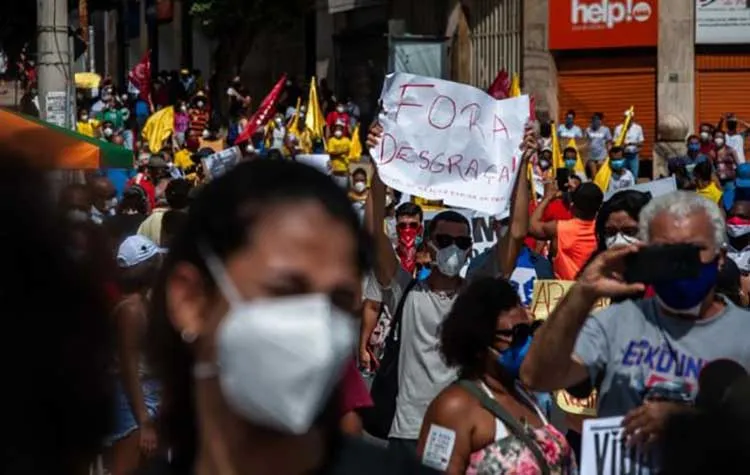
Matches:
[371,73,530,215]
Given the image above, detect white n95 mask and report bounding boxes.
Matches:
[430,243,467,277]
[605,232,639,249]
[199,250,356,434]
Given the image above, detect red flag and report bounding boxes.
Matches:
[128,51,151,101]
[487,70,511,100]
[236,74,288,145]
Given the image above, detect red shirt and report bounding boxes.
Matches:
[543,198,573,221]
[126,174,156,212]
[700,142,716,156]
[337,359,373,416]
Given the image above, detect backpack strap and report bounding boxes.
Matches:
[388,278,418,345]
[457,380,551,475]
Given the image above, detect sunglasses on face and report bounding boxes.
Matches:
[433,234,472,251]
[495,320,543,347]
[397,222,420,231]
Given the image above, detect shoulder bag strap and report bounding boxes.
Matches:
[457,380,551,475]
[387,279,418,345]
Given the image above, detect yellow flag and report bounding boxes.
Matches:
[566,138,586,173]
[509,74,521,98]
[551,121,564,174]
[287,97,301,131]
[349,124,362,160]
[305,77,326,142]
[142,106,174,154]
[593,106,634,192]
[614,106,635,147]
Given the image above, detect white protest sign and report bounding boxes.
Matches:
[202,146,241,180]
[603,176,676,202]
[580,417,655,475]
[296,154,332,175]
[370,73,530,215]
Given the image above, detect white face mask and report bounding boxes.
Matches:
[715,137,725,147]
[196,101,205,108]
[334,130,343,139]
[180,105,187,112]
[105,197,118,212]
[605,232,640,249]
[353,181,367,193]
[700,131,710,141]
[81,115,89,122]
[199,251,356,435]
[103,127,114,137]
[430,243,468,277]
[202,129,210,139]
[336,106,345,113]
[275,118,283,126]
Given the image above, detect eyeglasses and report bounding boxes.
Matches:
[434,234,472,251]
[495,320,543,347]
[396,222,420,231]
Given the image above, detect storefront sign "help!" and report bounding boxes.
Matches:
[571,0,653,30]
[549,0,658,50]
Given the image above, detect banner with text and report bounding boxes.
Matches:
[531,279,610,419]
[581,417,654,475]
[530,280,610,321]
[370,73,530,215]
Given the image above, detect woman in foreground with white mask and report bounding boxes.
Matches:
[148,159,438,475]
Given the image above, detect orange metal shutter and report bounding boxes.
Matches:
[696,54,750,132]
[557,55,657,160]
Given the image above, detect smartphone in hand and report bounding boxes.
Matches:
[624,244,703,284]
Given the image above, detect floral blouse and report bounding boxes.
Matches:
[466,383,576,475]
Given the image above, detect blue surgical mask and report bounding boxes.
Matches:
[688,143,700,154]
[565,159,577,169]
[653,259,719,316]
[610,159,626,171]
[417,266,431,281]
[565,116,574,127]
[496,335,532,379]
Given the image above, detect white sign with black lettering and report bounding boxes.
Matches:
[421,424,456,471]
[580,417,654,475]
[45,91,67,128]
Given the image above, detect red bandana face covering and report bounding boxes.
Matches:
[397,227,420,274]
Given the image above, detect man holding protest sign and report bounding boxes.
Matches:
[362,72,534,456]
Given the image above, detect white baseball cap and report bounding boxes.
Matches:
[117,235,162,268]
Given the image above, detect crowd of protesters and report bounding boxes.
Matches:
[5,58,750,475]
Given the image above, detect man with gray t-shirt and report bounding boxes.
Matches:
[367,169,473,454]
[521,191,750,473]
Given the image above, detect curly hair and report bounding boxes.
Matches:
[440,277,520,379]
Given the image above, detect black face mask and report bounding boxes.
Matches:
[728,121,738,132]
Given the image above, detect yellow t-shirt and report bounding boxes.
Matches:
[697,183,723,204]
[327,136,352,174]
[77,119,100,138]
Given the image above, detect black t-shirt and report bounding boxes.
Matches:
[135,436,440,475]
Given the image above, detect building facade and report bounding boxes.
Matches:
[524,0,750,177]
